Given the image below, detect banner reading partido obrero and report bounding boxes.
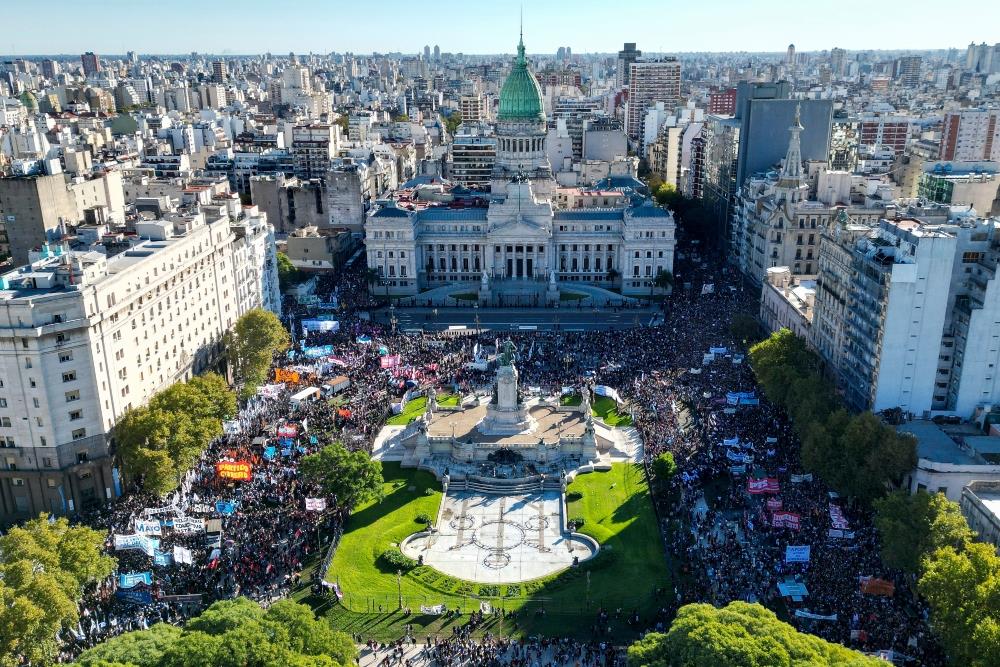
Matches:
[216,460,252,481]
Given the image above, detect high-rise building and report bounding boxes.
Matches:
[447,123,497,189]
[0,174,78,266]
[708,88,737,116]
[291,124,338,180]
[80,52,100,77]
[830,47,846,77]
[212,60,226,83]
[0,210,279,522]
[616,42,641,88]
[940,109,1000,162]
[433,45,440,61]
[894,55,922,87]
[459,94,486,123]
[626,58,681,141]
[786,43,796,67]
[40,59,59,79]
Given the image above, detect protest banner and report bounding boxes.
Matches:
[594,385,622,403]
[215,500,236,515]
[173,517,204,534]
[771,511,802,530]
[785,545,811,563]
[829,504,850,530]
[216,461,252,481]
[113,534,159,556]
[115,589,153,605]
[118,572,153,589]
[173,545,194,565]
[794,610,837,621]
[159,593,204,603]
[153,549,174,567]
[133,519,162,536]
[305,498,327,511]
[766,498,783,511]
[380,354,402,369]
[301,319,339,333]
[748,478,780,494]
[859,577,895,597]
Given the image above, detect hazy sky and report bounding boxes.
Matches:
[4,0,996,56]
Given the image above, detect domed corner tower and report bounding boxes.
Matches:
[491,30,554,198]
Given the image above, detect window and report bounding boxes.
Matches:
[65,390,80,402]
[59,351,73,363]
[69,410,83,421]
[42,457,53,468]
[0,398,6,408]
[62,371,76,383]
[72,429,87,441]
[0,417,10,427]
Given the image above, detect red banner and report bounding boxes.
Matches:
[771,511,801,530]
[380,354,401,369]
[216,460,252,481]
[766,498,783,511]
[748,478,780,494]
[859,577,895,597]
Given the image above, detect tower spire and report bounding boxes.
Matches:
[778,102,805,187]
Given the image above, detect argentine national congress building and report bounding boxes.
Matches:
[364,33,676,298]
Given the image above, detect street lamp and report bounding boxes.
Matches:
[397,569,403,610]
[473,302,480,335]
[389,301,397,334]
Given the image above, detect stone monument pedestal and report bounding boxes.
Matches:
[546,270,560,305]
[477,353,536,436]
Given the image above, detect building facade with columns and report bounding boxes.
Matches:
[364,32,675,297]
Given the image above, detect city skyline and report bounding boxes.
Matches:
[4,0,998,56]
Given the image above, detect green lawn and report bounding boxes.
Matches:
[437,393,461,407]
[321,462,668,640]
[592,395,632,426]
[385,396,428,425]
[451,292,479,301]
[559,291,587,301]
[560,393,582,406]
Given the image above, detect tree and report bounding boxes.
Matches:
[277,251,301,291]
[606,267,621,283]
[728,313,762,345]
[76,599,356,667]
[225,308,291,397]
[653,183,681,209]
[300,442,384,511]
[652,269,674,294]
[874,491,975,575]
[0,515,116,667]
[652,452,677,483]
[364,267,382,292]
[115,374,235,494]
[627,601,883,667]
[441,112,462,135]
[75,624,183,667]
[748,329,818,405]
[837,412,917,503]
[919,542,1000,667]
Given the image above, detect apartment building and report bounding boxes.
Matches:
[940,109,1000,162]
[626,58,681,141]
[0,210,278,523]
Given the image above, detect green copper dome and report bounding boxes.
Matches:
[498,34,545,122]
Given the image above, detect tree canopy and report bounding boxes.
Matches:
[115,372,235,495]
[75,598,355,667]
[652,452,677,483]
[225,308,291,397]
[627,601,883,667]
[0,514,116,666]
[749,329,916,504]
[874,490,974,575]
[276,252,301,292]
[300,442,384,511]
[919,541,1000,667]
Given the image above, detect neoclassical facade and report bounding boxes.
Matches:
[365,34,675,297]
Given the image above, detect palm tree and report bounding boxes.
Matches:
[606,268,621,284]
[653,269,674,296]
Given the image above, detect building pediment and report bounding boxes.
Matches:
[487,215,552,239]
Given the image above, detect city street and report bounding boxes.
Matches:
[371,306,664,332]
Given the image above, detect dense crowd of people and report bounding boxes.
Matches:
[56,232,945,665]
